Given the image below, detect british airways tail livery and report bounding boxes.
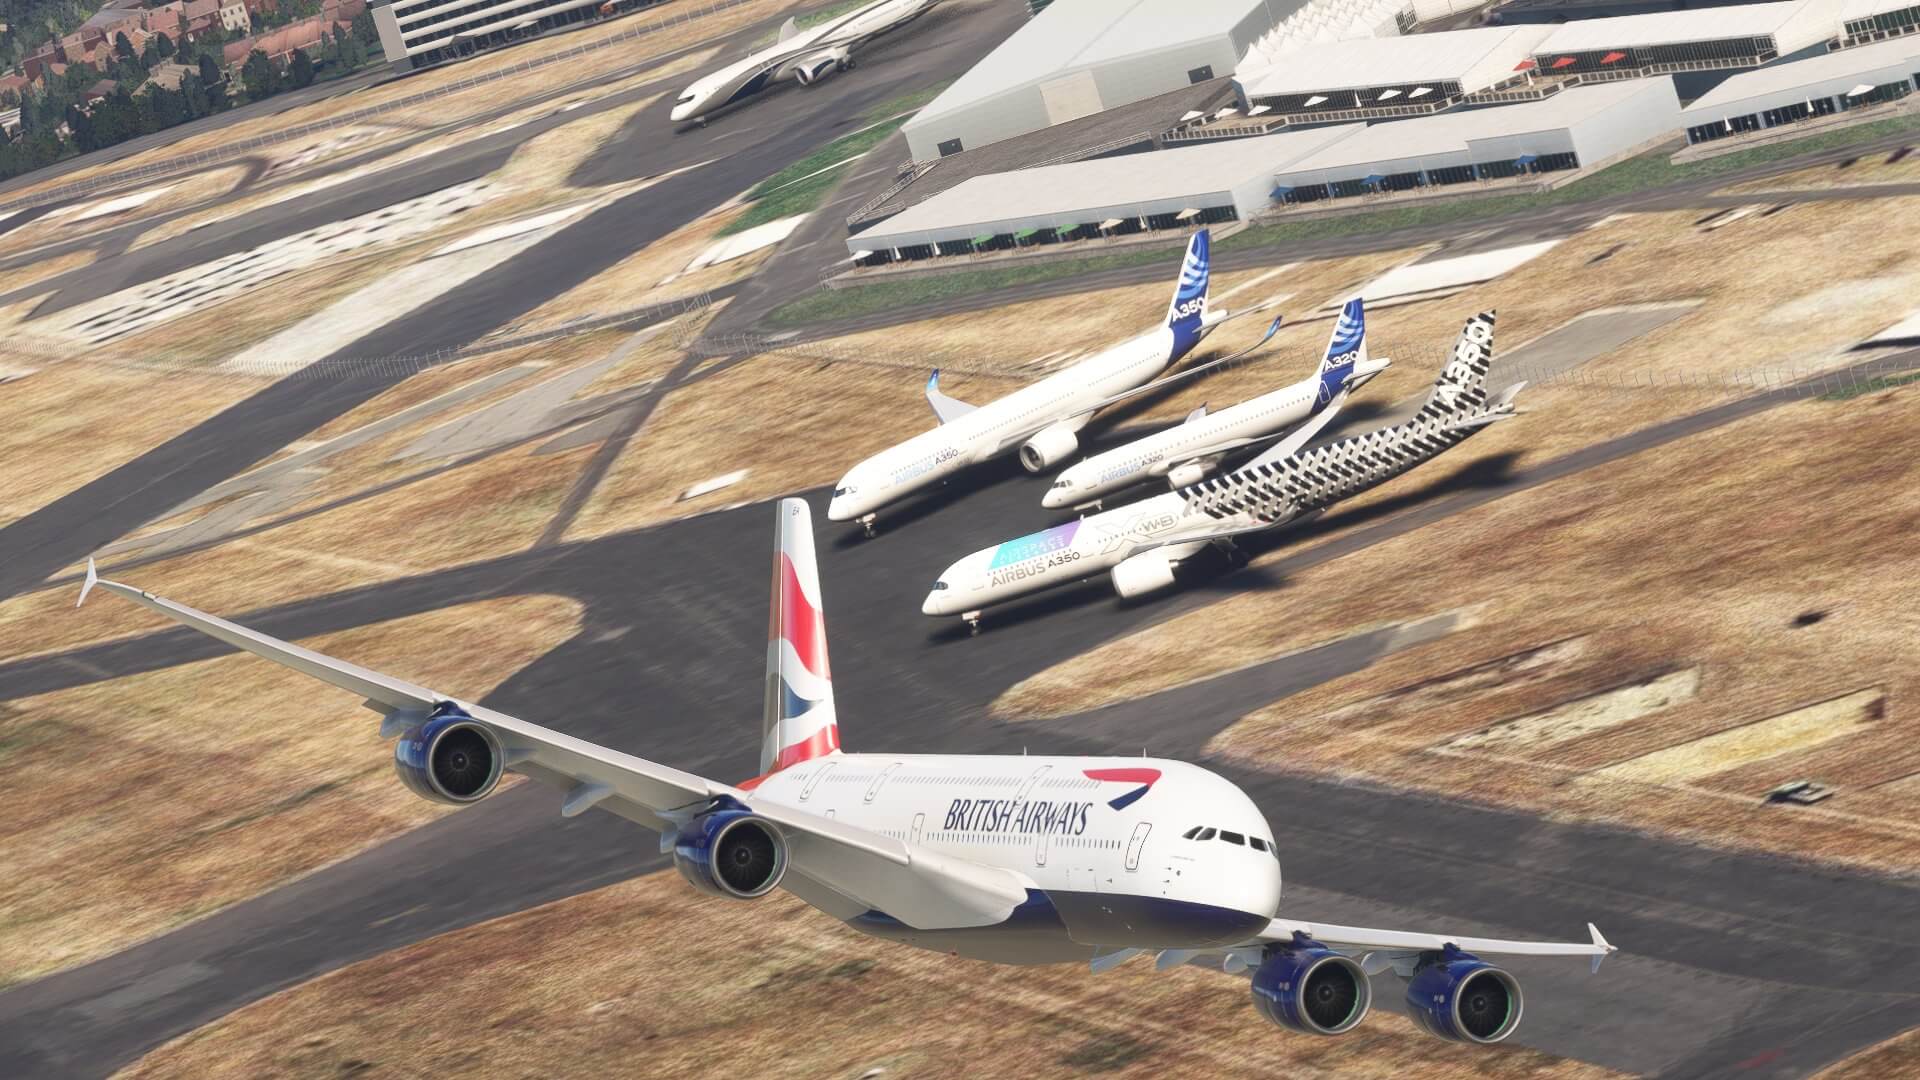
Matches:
[931,310,1519,624]
[763,499,839,774]
[81,493,1607,1047]
[827,230,1228,534]
[1044,297,1391,510]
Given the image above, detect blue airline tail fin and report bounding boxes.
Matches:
[1322,297,1367,373]
[1164,229,1211,354]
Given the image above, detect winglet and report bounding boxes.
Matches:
[1589,923,1615,974]
[77,557,99,608]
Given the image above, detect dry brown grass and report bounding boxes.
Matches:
[1721,144,1920,194]
[0,0,806,204]
[0,165,248,261]
[0,594,583,987]
[0,246,96,296]
[998,378,1920,873]
[0,365,260,528]
[1815,1026,1920,1079]
[117,868,1620,1080]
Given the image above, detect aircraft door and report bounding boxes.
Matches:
[1034,830,1049,867]
[1125,822,1152,872]
[910,812,925,844]
[801,761,836,801]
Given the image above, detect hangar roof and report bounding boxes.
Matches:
[1536,0,1807,51]
[1237,26,1555,97]
[916,0,1276,120]
[1681,36,1920,112]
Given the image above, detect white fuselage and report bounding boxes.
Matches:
[828,322,1209,523]
[750,753,1282,963]
[1044,378,1327,509]
[923,491,1233,615]
[670,0,939,121]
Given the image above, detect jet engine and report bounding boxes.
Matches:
[793,46,851,85]
[1110,550,1178,599]
[393,705,503,805]
[671,807,788,899]
[1404,947,1523,1044]
[1251,939,1372,1036]
[1166,460,1213,489]
[1020,425,1080,473]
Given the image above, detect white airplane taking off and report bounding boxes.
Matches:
[926,310,1521,627]
[829,229,1246,535]
[670,0,942,124]
[80,494,1609,1047]
[1044,297,1392,511]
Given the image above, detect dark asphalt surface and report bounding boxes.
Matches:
[2,4,1918,1074]
[2,351,1919,1077]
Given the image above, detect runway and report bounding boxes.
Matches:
[1,350,1917,1078]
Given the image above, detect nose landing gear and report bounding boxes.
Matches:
[858,514,877,538]
[962,610,982,635]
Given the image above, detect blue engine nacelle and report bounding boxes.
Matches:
[1405,946,1524,1044]
[671,807,788,899]
[393,705,503,805]
[1251,935,1372,1036]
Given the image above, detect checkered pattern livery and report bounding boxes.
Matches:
[1178,312,1502,524]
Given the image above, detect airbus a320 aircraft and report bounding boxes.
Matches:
[670,0,942,124]
[925,310,1521,627]
[829,230,1240,535]
[1043,297,1391,511]
[79,493,1609,1048]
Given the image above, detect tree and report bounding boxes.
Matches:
[351,7,377,46]
[198,53,222,86]
[240,48,277,100]
[114,31,137,62]
[288,46,313,89]
[155,32,176,60]
[180,71,212,119]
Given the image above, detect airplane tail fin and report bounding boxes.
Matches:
[1412,310,1497,425]
[1164,229,1211,354]
[762,498,840,776]
[1321,297,1368,375]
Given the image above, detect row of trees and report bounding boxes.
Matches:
[0,9,382,182]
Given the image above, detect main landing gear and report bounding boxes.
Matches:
[859,514,877,538]
[962,610,983,635]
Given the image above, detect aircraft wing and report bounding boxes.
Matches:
[1259,918,1615,973]
[78,562,1029,930]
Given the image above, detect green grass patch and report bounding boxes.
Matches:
[720,115,910,235]
[1819,370,1920,400]
[765,111,1920,322]
[862,77,954,124]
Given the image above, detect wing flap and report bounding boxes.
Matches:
[1262,918,1614,967]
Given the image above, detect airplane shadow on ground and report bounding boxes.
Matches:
[924,449,1524,642]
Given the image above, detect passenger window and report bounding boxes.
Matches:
[1182,826,1201,839]
[1196,827,1216,841]
[1249,837,1268,852]
[1220,830,1245,846]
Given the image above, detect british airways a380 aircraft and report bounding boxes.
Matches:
[828,230,1235,535]
[81,493,1609,1047]
[670,0,943,125]
[1043,297,1391,511]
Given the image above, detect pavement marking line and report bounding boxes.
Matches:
[1441,668,1701,754]
[684,214,806,271]
[679,469,749,501]
[45,184,179,224]
[1213,264,1293,302]
[1594,688,1883,785]
[1344,239,1563,306]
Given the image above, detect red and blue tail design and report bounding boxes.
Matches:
[762,498,841,775]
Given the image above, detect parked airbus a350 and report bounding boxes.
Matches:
[80,492,1608,1047]
[671,0,943,124]
[1043,297,1391,511]
[829,230,1256,535]
[926,310,1520,628]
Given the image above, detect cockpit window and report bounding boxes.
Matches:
[678,93,697,104]
[1249,837,1268,852]
[1182,826,1201,839]
[1195,827,1216,841]
[833,485,855,497]
[931,581,949,591]
[1052,480,1070,488]
[1219,830,1245,846]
